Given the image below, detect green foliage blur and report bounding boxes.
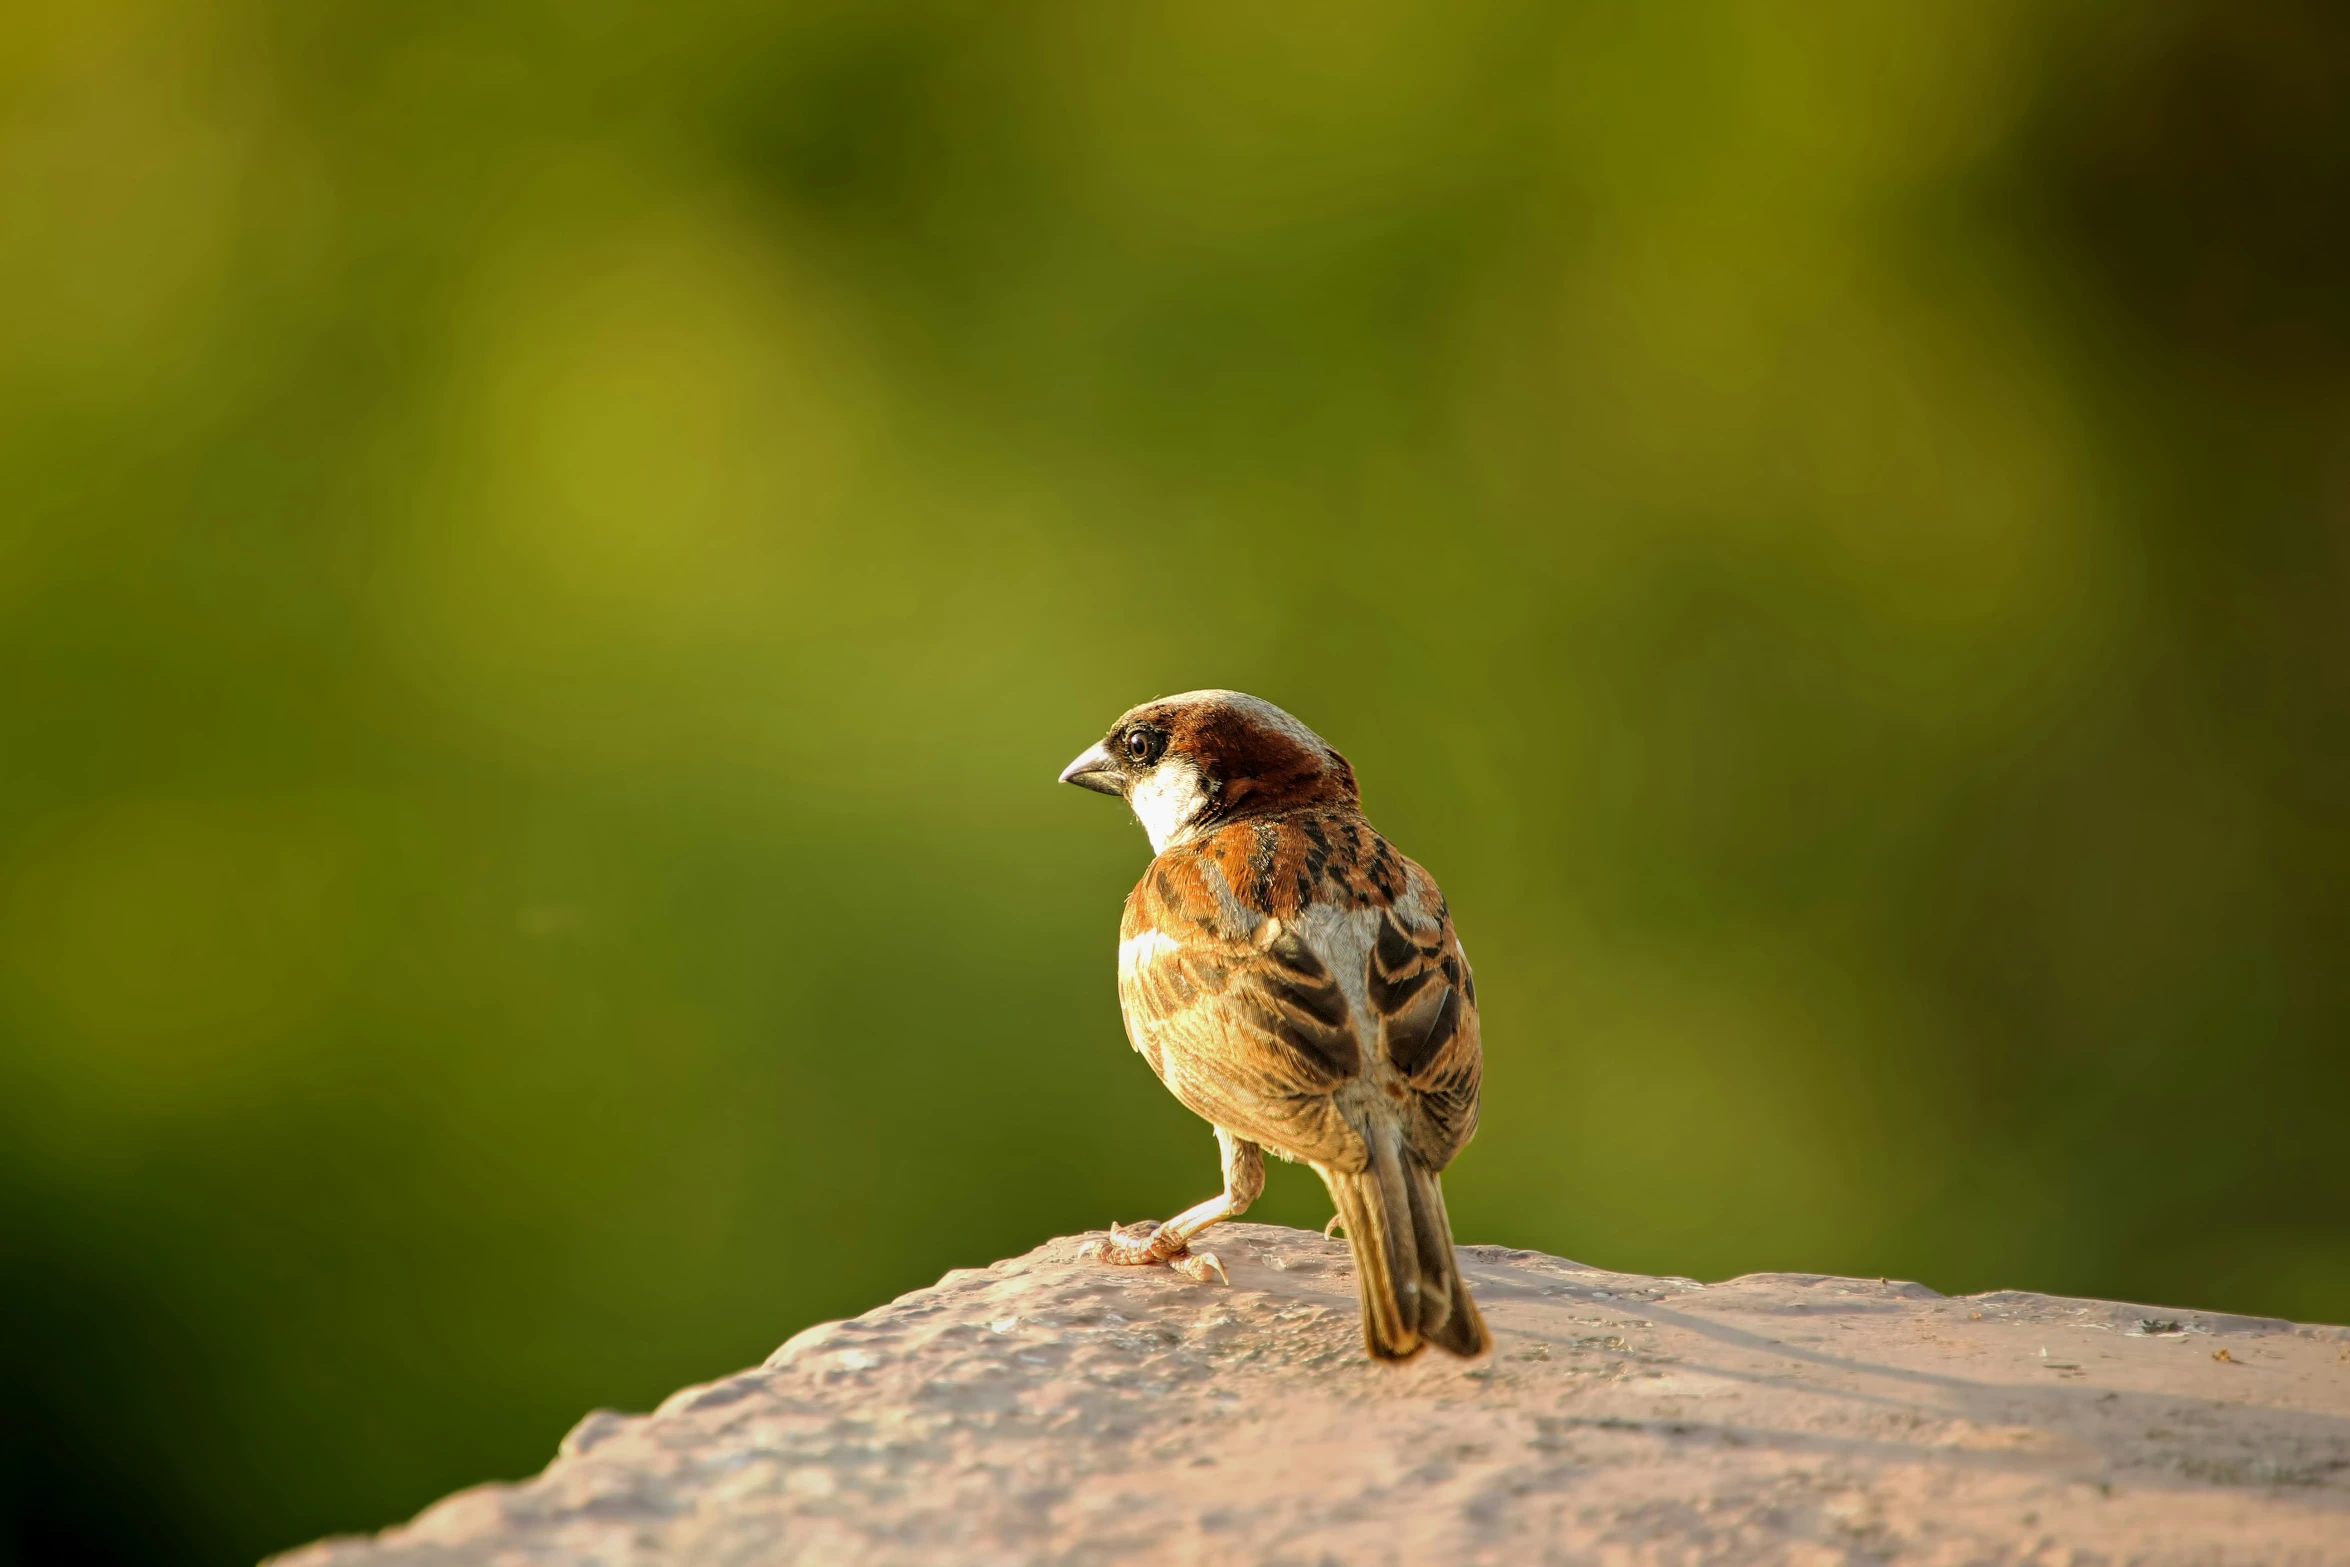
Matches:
[5,0,2348,1561]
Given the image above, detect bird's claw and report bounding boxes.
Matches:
[1168,1249,1228,1286]
[1079,1219,1162,1265]
[1079,1220,1225,1284]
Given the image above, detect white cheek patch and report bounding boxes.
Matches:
[1127,759,1208,853]
[1119,928,1181,976]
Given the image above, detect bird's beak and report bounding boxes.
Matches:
[1058,741,1125,797]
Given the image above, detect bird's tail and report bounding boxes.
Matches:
[1321,1130,1489,1361]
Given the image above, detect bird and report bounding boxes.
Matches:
[1058,689,1490,1361]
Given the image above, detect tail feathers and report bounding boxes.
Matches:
[1323,1135,1489,1362]
[1403,1148,1488,1358]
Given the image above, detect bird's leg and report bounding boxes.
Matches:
[1081,1129,1263,1285]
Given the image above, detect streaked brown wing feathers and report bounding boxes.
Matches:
[1369,868,1484,1172]
[1119,856,1361,1165]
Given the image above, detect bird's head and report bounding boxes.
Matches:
[1059,690,1358,853]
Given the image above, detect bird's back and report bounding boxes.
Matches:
[1116,807,1482,1176]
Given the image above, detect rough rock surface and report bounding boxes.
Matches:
[278,1225,2350,1565]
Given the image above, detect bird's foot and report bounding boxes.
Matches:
[1080,1219,1178,1265]
[1079,1221,1228,1285]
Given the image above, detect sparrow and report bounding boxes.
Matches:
[1059,690,1489,1361]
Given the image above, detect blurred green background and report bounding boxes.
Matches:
[4,0,2348,1560]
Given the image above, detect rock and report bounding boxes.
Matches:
[274,1224,2350,1565]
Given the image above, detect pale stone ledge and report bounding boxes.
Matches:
[273,1223,2350,1565]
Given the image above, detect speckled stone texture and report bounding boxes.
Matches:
[275,1224,2350,1566]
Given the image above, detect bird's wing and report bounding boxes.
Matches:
[1374,855,1482,1172]
[1118,854,1364,1168]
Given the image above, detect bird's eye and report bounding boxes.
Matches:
[1123,728,1165,765]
